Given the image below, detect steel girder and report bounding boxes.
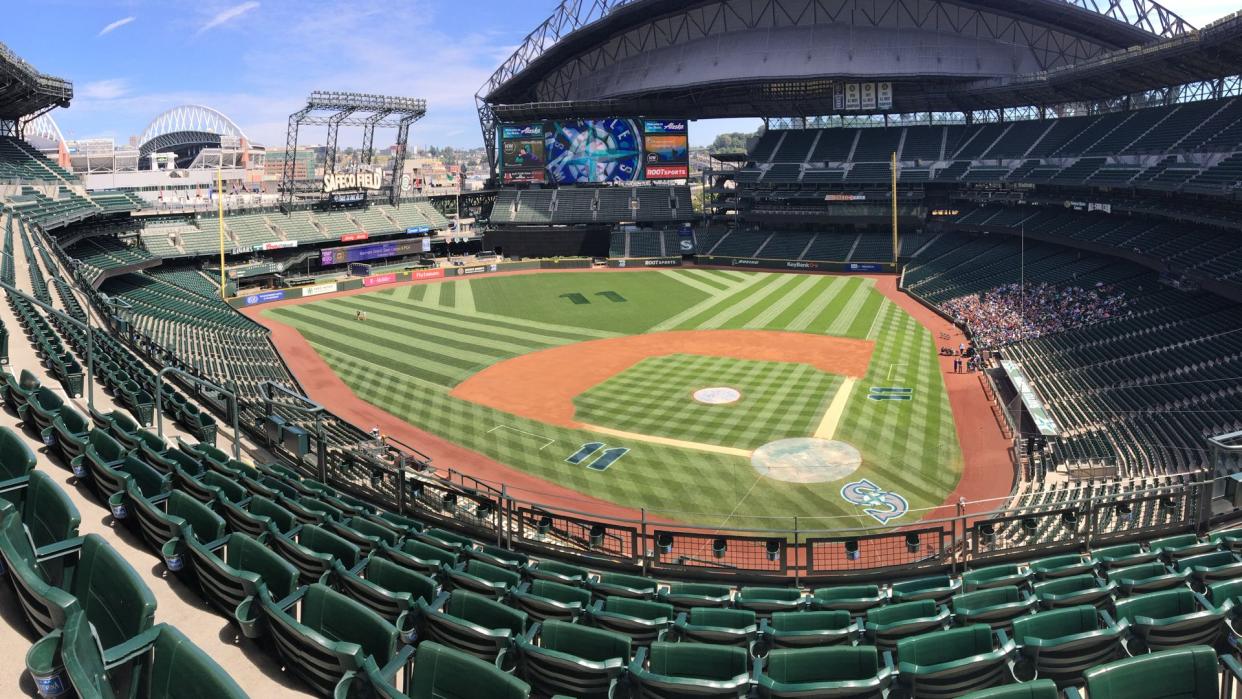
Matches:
[139,105,246,156]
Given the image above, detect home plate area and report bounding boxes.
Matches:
[751,438,864,483]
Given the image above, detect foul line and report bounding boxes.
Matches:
[578,424,752,458]
[814,378,857,440]
[486,424,556,451]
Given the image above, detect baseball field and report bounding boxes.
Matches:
[262,269,963,530]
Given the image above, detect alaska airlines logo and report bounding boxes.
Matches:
[841,479,909,524]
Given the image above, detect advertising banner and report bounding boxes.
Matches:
[340,232,369,243]
[363,273,397,287]
[608,257,682,268]
[411,268,444,280]
[254,240,298,252]
[406,226,430,235]
[848,262,885,272]
[643,119,689,180]
[243,290,286,306]
[1000,360,1061,437]
[301,283,338,298]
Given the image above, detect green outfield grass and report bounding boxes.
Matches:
[574,354,843,450]
[265,270,962,529]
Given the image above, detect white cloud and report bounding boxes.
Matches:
[98,16,136,37]
[80,79,131,101]
[199,2,260,34]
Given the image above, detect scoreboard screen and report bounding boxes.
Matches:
[320,238,430,266]
[499,117,689,184]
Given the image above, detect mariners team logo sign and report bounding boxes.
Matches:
[841,479,909,524]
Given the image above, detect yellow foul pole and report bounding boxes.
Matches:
[217,168,226,298]
[891,150,898,271]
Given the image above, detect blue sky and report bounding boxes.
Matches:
[5,0,1238,150]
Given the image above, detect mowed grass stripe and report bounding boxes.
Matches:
[846,291,885,339]
[659,269,726,295]
[679,268,735,290]
[785,276,851,331]
[824,279,875,335]
[314,297,558,355]
[455,279,476,313]
[438,281,456,308]
[287,323,464,385]
[742,274,825,329]
[422,281,441,306]
[273,304,500,369]
[367,294,611,343]
[696,274,803,330]
[671,273,787,330]
[650,273,768,331]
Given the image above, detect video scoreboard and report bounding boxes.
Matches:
[500,118,689,185]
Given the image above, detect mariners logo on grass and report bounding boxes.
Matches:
[841,479,909,524]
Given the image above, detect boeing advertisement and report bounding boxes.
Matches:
[498,118,689,184]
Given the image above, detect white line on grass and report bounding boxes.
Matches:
[887,363,908,381]
[486,424,557,451]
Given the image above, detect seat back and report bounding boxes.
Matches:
[0,425,37,480]
[897,625,1008,699]
[1081,645,1219,699]
[519,620,629,698]
[512,579,592,623]
[1011,606,1123,687]
[335,556,437,623]
[812,584,885,612]
[70,534,158,649]
[273,523,361,585]
[166,491,227,543]
[1114,589,1223,651]
[410,641,530,699]
[764,645,880,683]
[422,590,527,660]
[590,597,673,646]
[187,532,299,617]
[23,470,81,549]
[637,642,749,693]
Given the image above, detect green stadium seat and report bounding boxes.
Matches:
[0,468,76,542]
[417,589,528,660]
[864,599,950,652]
[760,609,858,650]
[21,385,65,436]
[268,522,361,585]
[590,571,658,600]
[0,425,37,491]
[72,430,128,499]
[1029,553,1095,580]
[527,558,589,585]
[1010,605,1124,687]
[890,574,960,605]
[470,542,529,571]
[952,586,1037,630]
[1108,561,1189,595]
[2,532,155,644]
[515,619,630,698]
[810,584,886,613]
[416,527,474,550]
[1209,527,1242,554]
[1175,550,1242,588]
[673,607,758,647]
[1032,574,1117,610]
[510,579,593,622]
[958,679,1059,699]
[56,611,248,699]
[1,368,39,414]
[1094,542,1158,570]
[1113,588,1226,652]
[1206,578,1242,610]
[327,515,401,557]
[379,538,459,575]
[49,405,90,465]
[329,555,437,638]
[335,640,531,699]
[1064,645,1228,699]
[236,582,412,696]
[659,582,732,612]
[218,492,298,538]
[444,558,522,598]
[624,642,750,698]
[754,646,893,699]
[587,597,674,646]
[1148,533,1216,562]
[180,531,299,619]
[735,586,805,615]
[963,563,1031,592]
[894,624,1014,698]
[132,487,225,568]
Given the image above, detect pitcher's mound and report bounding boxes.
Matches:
[752,438,862,483]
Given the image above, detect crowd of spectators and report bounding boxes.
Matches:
[943,281,1129,347]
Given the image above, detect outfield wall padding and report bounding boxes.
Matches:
[694,256,896,273]
[607,257,682,268]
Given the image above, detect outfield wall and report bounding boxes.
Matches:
[695,256,897,273]
[226,258,595,308]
